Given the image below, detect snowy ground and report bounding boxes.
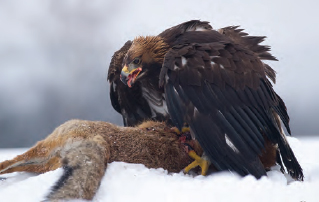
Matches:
[0,137,318,202]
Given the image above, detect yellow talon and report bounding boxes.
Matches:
[181,127,190,133]
[184,150,210,176]
[171,126,190,135]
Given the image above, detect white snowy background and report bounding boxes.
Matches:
[1,0,319,201]
[0,0,318,148]
[0,137,318,201]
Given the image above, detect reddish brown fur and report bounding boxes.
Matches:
[0,120,278,200]
[0,119,278,176]
[0,120,202,175]
[0,120,205,200]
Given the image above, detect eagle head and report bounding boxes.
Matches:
[120,36,169,87]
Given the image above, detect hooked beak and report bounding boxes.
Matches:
[120,65,142,88]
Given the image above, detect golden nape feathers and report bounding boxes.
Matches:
[127,36,170,64]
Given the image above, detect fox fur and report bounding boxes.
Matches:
[0,120,203,201]
[0,120,277,201]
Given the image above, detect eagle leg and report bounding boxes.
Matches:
[171,126,209,175]
[183,149,210,176]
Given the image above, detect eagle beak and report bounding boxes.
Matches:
[120,65,142,88]
[120,65,130,85]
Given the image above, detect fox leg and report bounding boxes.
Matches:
[46,134,110,201]
[0,141,62,175]
[0,129,110,201]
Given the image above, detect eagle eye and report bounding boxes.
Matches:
[132,58,141,65]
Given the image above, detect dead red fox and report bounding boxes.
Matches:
[0,120,204,201]
[0,119,279,201]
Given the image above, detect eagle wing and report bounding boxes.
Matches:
[108,40,154,126]
[159,34,303,179]
[218,26,277,83]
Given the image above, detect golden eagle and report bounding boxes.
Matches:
[107,20,303,180]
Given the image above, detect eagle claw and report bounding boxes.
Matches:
[183,150,210,176]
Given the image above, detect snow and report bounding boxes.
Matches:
[0,137,318,202]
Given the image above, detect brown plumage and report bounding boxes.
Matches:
[108,40,170,126]
[108,20,303,180]
[128,36,169,64]
[218,26,277,83]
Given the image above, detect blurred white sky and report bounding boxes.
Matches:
[0,0,318,147]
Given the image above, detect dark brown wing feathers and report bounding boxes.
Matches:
[219,26,278,83]
[159,21,303,179]
[159,20,212,45]
[160,41,265,90]
[108,20,303,180]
